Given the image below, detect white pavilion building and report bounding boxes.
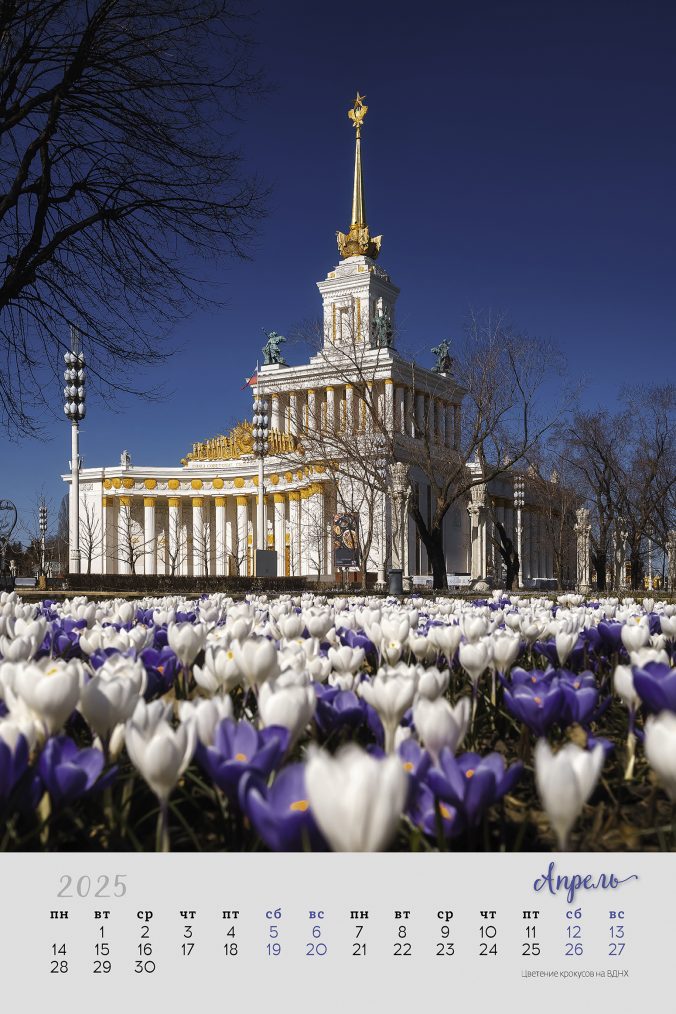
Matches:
[64,95,557,588]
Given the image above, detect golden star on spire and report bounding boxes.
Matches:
[337,92,382,260]
[348,92,368,137]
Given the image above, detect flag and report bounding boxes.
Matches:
[241,372,257,390]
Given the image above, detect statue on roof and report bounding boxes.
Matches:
[262,330,286,366]
[373,305,393,348]
[431,340,453,374]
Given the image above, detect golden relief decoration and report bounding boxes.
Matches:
[180,420,297,465]
[337,93,382,260]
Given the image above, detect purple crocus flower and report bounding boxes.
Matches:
[336,626,376,657]
[598,621,625,654]
[141,646,181,698]
[398,738,432,786]
[632,662,676,713]
[239,764,326,851]
[38,735,107,808]
[408,782,461,840]
[313,685,365,736]
[558,671,599,727]
[0,732,29,802]
[503,681,563,736]
[196,718,289,802]
[509,667,554,688]
[427,749,523,827]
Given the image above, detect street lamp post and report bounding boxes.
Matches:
[373,433,388,588]
[39,501,47,578]
[63,327,86,575]
[514,475,525,590]
[252,383,270,557]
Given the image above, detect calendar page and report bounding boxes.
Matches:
[0,852,667,1013]
[1,587,674,1014]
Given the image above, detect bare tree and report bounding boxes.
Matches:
[402,311,565,588]
[0,0,266,436]
[556,385,675,590]
[79,500,102,575]
[117,502,145,575]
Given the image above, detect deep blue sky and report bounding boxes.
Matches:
[4,0,675,537]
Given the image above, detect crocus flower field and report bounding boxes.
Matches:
[1,589,675,853]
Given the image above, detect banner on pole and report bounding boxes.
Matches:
[333,512,360,568]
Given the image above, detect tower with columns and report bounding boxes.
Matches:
[64,94,559,588]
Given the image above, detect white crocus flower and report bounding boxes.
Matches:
[416,666,449,701]
[177,696,232,746]
[358,673,417,753]
[621,622,650,653]
[461,615,487,643]
[534,740,604,849]
[427,624,463,661]
[14,658,82,736]
[413,696,470,764]
[124,701,196,803]
[327,646,365,674]
[258,682,315,745]
[167,622,207,666]
[97,653,147,695]
[644,712,676,801]
[458,639,492,687]
[613,664,639,710]
[193,645,242,694]
[629,647,670,668]
[79,672,140,740]
[491,632,521,674]
[305,744,407,852]
[555,631,578,667]
[231,637,279,688]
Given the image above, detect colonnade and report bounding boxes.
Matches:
[100,485,333,577]
[264,381,461,448]
[468,497,555,583]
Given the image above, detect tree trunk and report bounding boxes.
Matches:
[423,525,448,590]
[594,551,607,591]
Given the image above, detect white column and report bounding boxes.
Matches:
[274,494,286,575]
[427,397,435,442]
[436,400,445,445]
[144,497,156,576]
[225,499,234,576]
[415,392,425,434]
[118,496,133,575]
[326,386,335,432]
[307,389,316,431]
[316,485,326,576]
[192,497,204,577]
[345,384,354,433]
[445,404,454,448]
[168,497,181,576]
[236,496,249,576]
[215,497,226,576]
[290,392,299,437]
[289,492,301,575]
[271,393,282,431]
[383,379,394,434]
[395,385,405,435]
[101,496,112,574]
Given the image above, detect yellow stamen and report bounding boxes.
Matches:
[234,752,248,762]
[439,804,453,820]
[534,696,542,705]
[403,761,414,772]
[465,769,475,778]
[290,799,309,812]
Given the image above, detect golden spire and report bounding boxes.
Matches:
[337,93,382,260]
